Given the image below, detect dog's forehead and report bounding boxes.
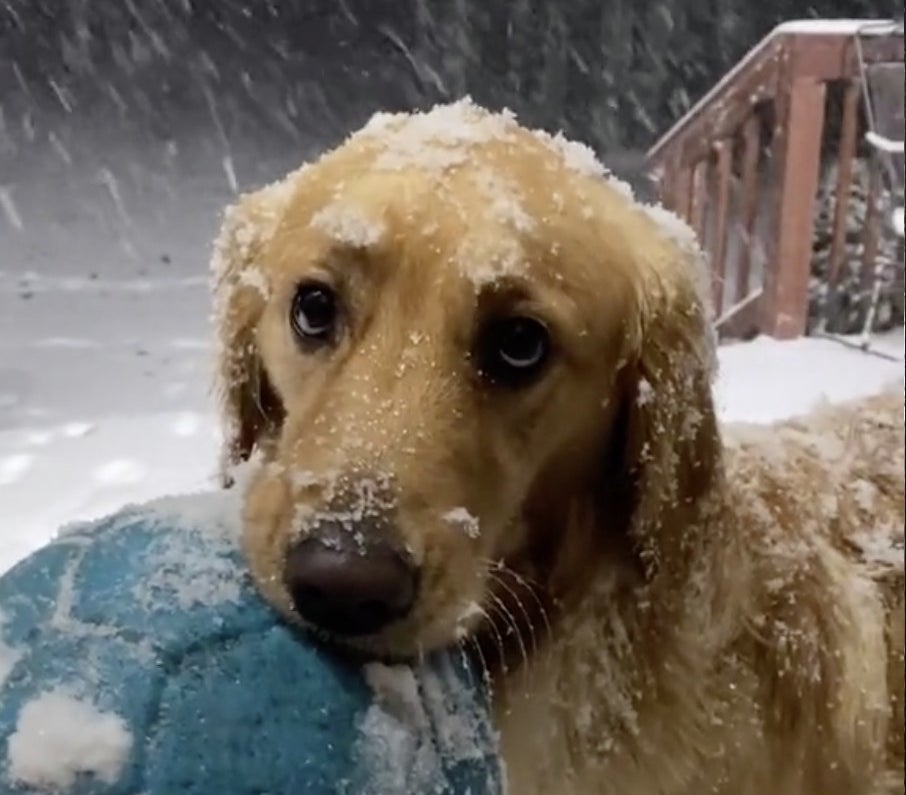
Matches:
[290,146,589,290]
[303,182,577,318]
[263,102,699,328]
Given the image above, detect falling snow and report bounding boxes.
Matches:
[0,10,903,794]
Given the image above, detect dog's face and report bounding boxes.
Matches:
[213,102,719,659]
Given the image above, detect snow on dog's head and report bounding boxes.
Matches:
[209,99,718,661]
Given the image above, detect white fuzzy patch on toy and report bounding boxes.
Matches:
[7,689,132,791]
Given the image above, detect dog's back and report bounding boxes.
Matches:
[814,388,904,785]
[723,386,904,792]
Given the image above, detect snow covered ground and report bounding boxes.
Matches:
[1,124,904,574]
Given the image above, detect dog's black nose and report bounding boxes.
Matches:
[284,529,417,637]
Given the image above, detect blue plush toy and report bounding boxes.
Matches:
[0,492,502,795]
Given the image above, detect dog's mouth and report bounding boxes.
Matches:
[286,599,485,664]
[288,614,419,665]
[247,470,551,665]
[292,562,552,678]
[280,544,539,666]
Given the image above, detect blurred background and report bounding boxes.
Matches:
[1,0,902,566]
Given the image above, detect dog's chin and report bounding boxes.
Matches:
[289,610,480,664]
[297,623,419,664]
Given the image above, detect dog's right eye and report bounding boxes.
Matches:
[475,316,550,388]
[290,282,338,343]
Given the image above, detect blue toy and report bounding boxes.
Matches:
[0,492,502,794]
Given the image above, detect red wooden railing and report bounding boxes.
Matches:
[646,19,904,340]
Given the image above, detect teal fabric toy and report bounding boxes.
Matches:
[0,492,502,794]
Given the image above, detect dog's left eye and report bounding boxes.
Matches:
[476,316,550,386]
[291,282,338,342]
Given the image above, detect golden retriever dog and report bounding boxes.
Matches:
[210,99,905,794]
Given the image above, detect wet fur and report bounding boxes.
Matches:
[211,104,905,794]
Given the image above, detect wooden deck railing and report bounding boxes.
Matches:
[646,19,904,340]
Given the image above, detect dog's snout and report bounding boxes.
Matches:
[284,526,417,637]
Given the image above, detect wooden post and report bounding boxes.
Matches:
[659,160,675,210]
[673,161,693,222]
[711,141,733,314]
[689,158,708,241]
[760,75,827,339]
[735,114,762,304]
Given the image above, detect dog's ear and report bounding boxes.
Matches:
[210,177,297,486]
[615,219,723,582]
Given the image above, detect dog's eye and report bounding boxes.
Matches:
[477,316,550,386]
[291,282,338,342]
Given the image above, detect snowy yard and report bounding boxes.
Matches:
[1,128,904,573]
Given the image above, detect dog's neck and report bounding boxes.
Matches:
[487,480,748,794]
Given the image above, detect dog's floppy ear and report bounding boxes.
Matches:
[616,215,723,582]
[210,176,298,485]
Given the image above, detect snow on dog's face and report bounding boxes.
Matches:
[212,100,719,660]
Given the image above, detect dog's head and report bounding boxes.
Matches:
[212,101,721,660]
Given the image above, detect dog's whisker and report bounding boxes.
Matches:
[485,559,551,676]
[464,631,493,691]
[456,637,494,699]
[506,574,553,641]
[475,603,509,676]
[481,557,545,589]
[484,559,554,643]
[487,571,541,655]
[486,570,560,686]
[486,591,531,676]
[493,566,558,676]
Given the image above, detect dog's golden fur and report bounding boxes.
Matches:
[211,100,905,794]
